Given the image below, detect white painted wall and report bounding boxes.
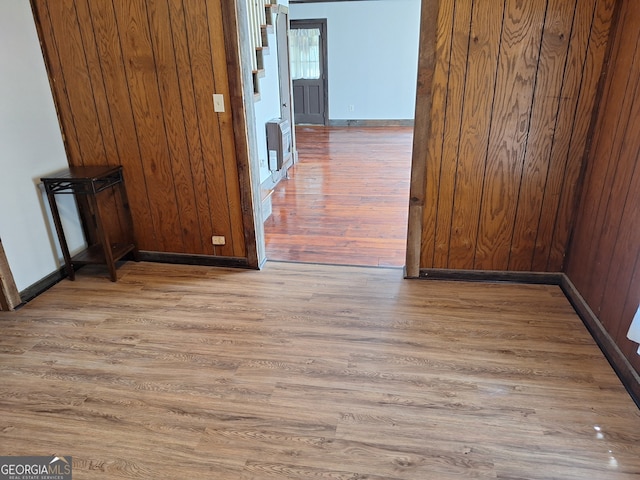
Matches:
[0,1,84,292]
[290,0,421,121]
[254,21,284,185]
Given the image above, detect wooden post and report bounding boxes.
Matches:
[0,238,21,311]
[406,0,440,277]
[221,0,264,268]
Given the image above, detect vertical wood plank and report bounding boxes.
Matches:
[569,1,640,331]
[36,0,125,249]
[530,0,597,271]
[547,0,616,270]
[86,0,157,250]
[45,0,107,166]
[587,56,640,309]
[167,0,215,255]
[447,0,505,269]
[508,0,575,271]
[147,0,205,254]
[74,0,119,167]
[182,0,234,257]
[112,0,185,253]
[589,26,640,324]
[220,0,261,267]
[474,0,546,270]
[74,0,126,245]
[597,145,640,330]
[207,0,246,258]
[406,0,440,277]
[30,1,83,169]
[564,0,637,297]
[564,0,639,381]
[418,0,454,268]
[432,0,473,269]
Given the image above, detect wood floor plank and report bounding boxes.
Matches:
[265,126,412,267]
[0,261,639,479]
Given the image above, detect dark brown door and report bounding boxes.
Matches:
[290,19,327,125]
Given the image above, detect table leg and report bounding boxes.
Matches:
[88,194,117,282]
[46,191,75,281]
[118,179,139,261]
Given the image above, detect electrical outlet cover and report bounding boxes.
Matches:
[211,235,226,245]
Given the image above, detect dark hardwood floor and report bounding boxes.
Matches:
[264,126,412,267]
[1,261,639,478]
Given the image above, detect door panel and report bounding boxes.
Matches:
[293,81,324,124]
[308,85,321,113]
[290,19,327,125]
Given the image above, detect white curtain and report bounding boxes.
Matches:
[289,28,321,80]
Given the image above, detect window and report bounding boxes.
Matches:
[289,28,321,80]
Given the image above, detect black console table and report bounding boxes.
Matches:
[41,165,138,282]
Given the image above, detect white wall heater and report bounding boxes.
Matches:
[266,118,292,171]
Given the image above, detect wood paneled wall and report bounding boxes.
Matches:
[565,0,640,374]
[31,0,248,259]
[413,0,615,272]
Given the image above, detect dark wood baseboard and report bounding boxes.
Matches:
[560,275,640,408]
[417,268,563,285]
[138,251,253,269]
[328,119,415,127]
[18,266,68,308]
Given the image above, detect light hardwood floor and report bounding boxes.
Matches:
[1,261,639,479]
[265,126,412,267]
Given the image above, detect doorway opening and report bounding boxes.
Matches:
[262,1,420,268]
[290,19,328,126]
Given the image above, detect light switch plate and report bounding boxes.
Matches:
[213,94,225,112]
